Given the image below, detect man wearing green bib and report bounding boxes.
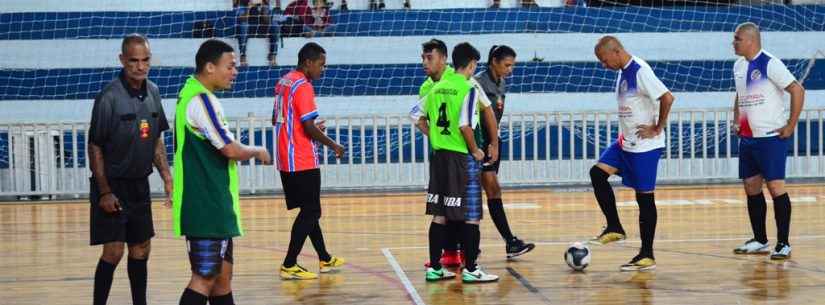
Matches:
[415,42,499,283]
[174,39,272,305]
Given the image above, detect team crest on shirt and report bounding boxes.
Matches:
[750,69,762,81]
[139,119,150,139]
[619,80,628,95]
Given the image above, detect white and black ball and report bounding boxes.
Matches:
[564,242,591,271]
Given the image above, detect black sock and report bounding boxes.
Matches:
[179,288,207,305]
[443,221,461,251]
[747,193,768,244]
[309,221,332,262]
[636,192,657,258]
[93,259,117,305]
[127,257,148,305]
[461,223,481,272]
[208,292,235,305]
[284,209,319,267]
[487,198,515,242]
[428,222,446,270]
[590,166,624,233]
[773,193,792,245]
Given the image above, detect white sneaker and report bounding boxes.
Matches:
[733,239,770,254]
[770,243,791,260]
[461,266,499,283]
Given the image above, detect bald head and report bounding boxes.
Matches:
[733,22,762,59]
[594,35,625,54]
[594,35,631,71]
[735,22,761,44]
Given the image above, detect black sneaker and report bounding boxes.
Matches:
[506,237,535,259]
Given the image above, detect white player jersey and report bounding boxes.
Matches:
[615,56,670,153]
[734,50,797,138]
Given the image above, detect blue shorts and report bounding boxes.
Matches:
[598,141,663,192]
[464,155,483,221]
[186,237,233,278]
[738,136,789,181]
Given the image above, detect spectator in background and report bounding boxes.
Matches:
[522,0,540,8]
[285,0,333,38]
[369,0,385,10]
[490,0,501,8]
[233,0,252,66]
[234,0,284,66]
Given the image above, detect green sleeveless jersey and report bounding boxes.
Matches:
[424,72,475,154]
[172,76,242,238]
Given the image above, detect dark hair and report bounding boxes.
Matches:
[195,39,234,73]
[421,38,448,57]
[298,42,326,66]
[451,42,480,70]
[121,33,149,54]
[487,45,516,66]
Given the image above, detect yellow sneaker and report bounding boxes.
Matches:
[280,264,318,280]
[588,229,626,245]
[620,254,656,272]
[319,256,346,273]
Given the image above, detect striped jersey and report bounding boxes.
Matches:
[273,70,320,172]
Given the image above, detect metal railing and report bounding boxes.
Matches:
[1,108,823,199]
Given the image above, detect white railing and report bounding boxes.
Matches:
[1,108,824,199]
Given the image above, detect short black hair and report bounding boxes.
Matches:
[452,42,480,70]
[487,45,516,65]
[121,33,149,55]
[421,39,448,57]
[297,42,326,66]
[195,39,234,73]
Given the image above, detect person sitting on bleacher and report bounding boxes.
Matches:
[284,0,332,38]
[233,0,285,66]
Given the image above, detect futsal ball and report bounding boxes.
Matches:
[565,242,591,271]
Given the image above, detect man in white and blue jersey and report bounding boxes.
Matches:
[588,36,675,272]
[730,22,805,260]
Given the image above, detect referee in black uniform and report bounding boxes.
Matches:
[88,33,172,305]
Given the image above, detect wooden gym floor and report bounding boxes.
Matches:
[2,183,825,305]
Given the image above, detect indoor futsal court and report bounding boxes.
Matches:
[3,184,825,304]
[3,1,825,305]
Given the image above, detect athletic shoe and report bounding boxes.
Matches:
[733,238,770,254]
[424,250,462,268]
[620,254,656,272]
[280,264,318,280]
[506,237,535,259]
[426,267,456,282]
[319,256,346,273]
[770,243,791,260]
[461,266,499,283]
[588,228,626,245]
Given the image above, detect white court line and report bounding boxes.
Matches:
[382,248,427,305]
[384,235,825,250]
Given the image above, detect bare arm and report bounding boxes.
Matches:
[302,119,345,158]
[460,126,484,161]
[480,106,499,162]
[88,142,120,213]
[654,92,675,133]
[775,82,805,138]
[219,142,272,164]
[416,117,429,135]
[636,92,675,139]
[153,137,173,207]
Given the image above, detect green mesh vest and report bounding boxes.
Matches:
[172,76,242,238]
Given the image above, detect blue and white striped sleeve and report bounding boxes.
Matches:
[187,94,235,150]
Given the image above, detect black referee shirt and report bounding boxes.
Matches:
[88,71,169,179]
[474,69,506,125]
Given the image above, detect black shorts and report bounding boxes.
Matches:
[89,177,155,245]
[426,150,468,221]
[186,237,234,278]
[280,169,321,211]
[481,137,502,173]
